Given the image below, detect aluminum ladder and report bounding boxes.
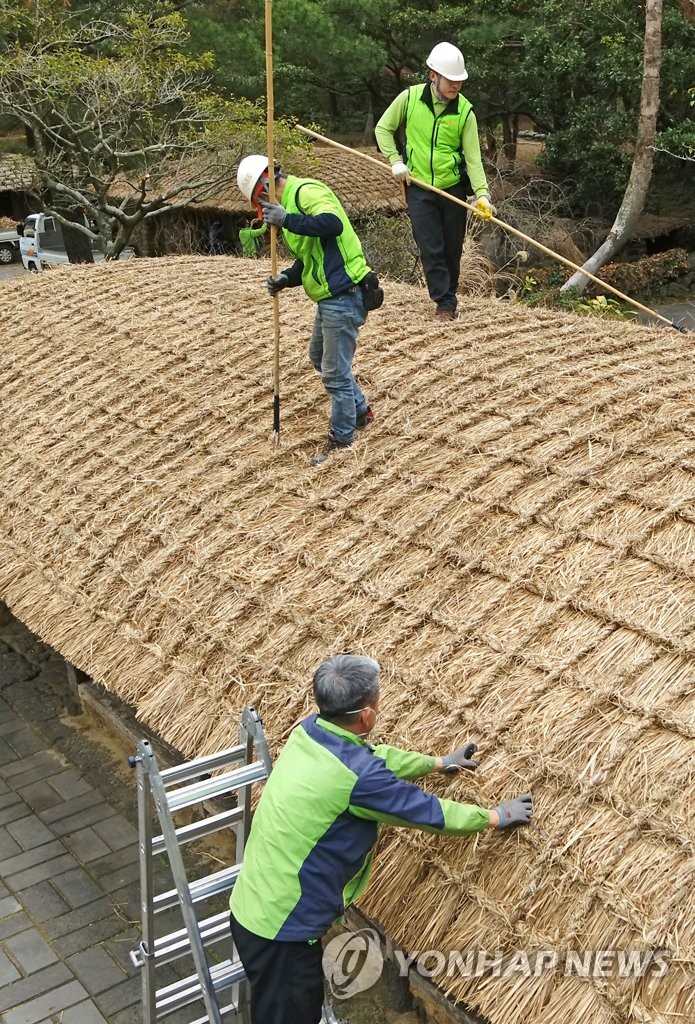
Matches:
[129,708,272,1024]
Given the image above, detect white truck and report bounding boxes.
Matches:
[0,226,21,265]
[19,213,135,271]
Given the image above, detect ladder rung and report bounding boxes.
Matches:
[155,958,246,1015]
[154,864,241,913]
[151,807,244,855]
[187,1003,240,1024]
[166,762,266,813]
[161,745,247,786]
[131,911,230,967]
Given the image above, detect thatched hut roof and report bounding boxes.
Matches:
[0,257,693,1024]
[207,146,404,216]
[109,146,404,219]
[298,147,406,217]
[631,213,690,241]
[0,153,40,191]
[0,145,400,220]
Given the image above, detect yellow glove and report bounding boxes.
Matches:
[471,195,496,221]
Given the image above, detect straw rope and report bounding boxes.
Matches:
[0,257,693,1024]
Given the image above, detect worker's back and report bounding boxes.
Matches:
[230,714,379,941]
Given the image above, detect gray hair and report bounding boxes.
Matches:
[313,655,380,718]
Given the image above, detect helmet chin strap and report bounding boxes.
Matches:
[431,74,446,102]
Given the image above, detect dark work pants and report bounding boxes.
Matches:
[230,912,324,1024]
[407,180,468,311]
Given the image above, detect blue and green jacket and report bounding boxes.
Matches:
[230,714,489,941]
[279,175,371,303]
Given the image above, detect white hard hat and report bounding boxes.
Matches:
[236,155,269,200]
[426,42,468,82]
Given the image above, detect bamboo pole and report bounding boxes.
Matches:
[295,124,686,333]
[266,0,281,441]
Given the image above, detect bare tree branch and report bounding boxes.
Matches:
[0,5,273,256]
[650,144,695,162]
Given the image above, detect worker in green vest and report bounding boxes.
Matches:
[229,653,533,1024]
[239,220,267,257]
[237,155,382,466]
[375,42,495,322]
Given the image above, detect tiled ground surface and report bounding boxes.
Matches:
[0,608,204,1024]
[0,694,148,1024]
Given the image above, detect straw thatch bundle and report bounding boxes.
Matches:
[0,257,693,1024]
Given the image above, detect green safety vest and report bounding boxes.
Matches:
[403,84,473,189]
[280,175,370,303]
[239,223,267,257]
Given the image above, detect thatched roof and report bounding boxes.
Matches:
[0,153,40,191]
[204,146,403,216]
[631,213,690,241]
[297,147,406,217]
[0,257,693,1024]
[110,146,404,219]
[0,145,400,219]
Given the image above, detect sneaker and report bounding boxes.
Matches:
[434,308,459,322]
[310,433,352,466]
[356,406,374,429]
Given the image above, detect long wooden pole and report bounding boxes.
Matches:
[266,0,281,440]
[295,124,685,333]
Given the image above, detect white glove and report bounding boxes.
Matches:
[471,195,496,220]
[391,161,411,183]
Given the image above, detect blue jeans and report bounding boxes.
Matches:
[308,289,368,445]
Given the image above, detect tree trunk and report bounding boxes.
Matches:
[361,94,374,147]
[501,117,512,162]
[501,113,518,163]
[681,0,695,25]
[561,0,663,293]
[484,125,498,162]
[62,208,94,264]
[107,220,136,259]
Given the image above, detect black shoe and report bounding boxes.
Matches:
[356,406,374,429]
[434,308,459,322]
[310,433,352,466]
